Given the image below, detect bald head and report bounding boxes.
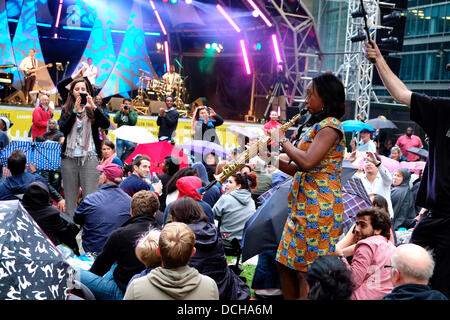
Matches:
[391,244,434,286]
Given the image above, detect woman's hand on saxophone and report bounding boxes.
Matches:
[268,127,285,144]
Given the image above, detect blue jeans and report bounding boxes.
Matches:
[78,264,123,300]
[116,138,133,160]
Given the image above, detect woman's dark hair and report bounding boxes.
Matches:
[356,207,392,240]
[307,255,353,300]
[166,166,199,194]
[102,140,115,151]
[193,106,209,121]
[62,77,95,121]
[370,193,389,215]
[231,171,258,192]
[169,197,208,224]
[164,156,180,176]
[312,73,345,120]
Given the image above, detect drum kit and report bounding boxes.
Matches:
[133,70,190,116]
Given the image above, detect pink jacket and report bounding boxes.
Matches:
[343,235,396,300]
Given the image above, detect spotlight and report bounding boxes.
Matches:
[185,0,192,3]
[383,11,402,24]
[252,9,259,18]
[212,42,218,50]
[380,36,398,45]
[351,7,364,19]
[205,43,211,49]
[351,31,366,43]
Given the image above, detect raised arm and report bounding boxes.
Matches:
[364,40,412,107]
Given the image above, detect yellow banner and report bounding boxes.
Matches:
[0,106,263,152]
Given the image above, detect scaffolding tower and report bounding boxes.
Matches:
[341,0,379,122]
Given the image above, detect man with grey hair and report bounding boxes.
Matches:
[383,244,447,300]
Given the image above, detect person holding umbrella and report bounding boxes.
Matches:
[357,129,377,153]
[365,39,450,297]
[270,73,346,300]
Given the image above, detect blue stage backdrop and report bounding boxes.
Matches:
[11,0,54,91]
[0,0,19,83]
[100,0,156,98]
[76,7,117,90]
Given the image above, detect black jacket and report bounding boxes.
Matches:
[188,220,250,300]
[383,284,448,300]
[89,214,161,293]
[59,107,110,159]
[57,76,109,158]
[156,109,179,139]
[21,182,79,254]
[194,114,224,145]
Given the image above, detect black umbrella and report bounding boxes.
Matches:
[366,118,398,130]
[241,160,358,262]
[407,147,429,159]
[0,200,75,300]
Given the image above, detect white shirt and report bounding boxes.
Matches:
[19,56,38,74]
[162,72,181,87]
[85,64,98,85]
[357,140,377,153]
[76,62,98,85]
[355,166,394,218]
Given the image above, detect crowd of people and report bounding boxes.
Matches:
[0,39,449,302]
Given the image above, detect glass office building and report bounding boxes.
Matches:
[394,0,450,98]
[307,0,450,99]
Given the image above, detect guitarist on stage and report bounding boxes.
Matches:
[19,49,39,104]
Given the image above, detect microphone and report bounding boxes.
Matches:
[446,63,450,71]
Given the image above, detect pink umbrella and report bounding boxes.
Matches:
[357,154,400,173]
[400,161,426,171]
[378,155,400,173]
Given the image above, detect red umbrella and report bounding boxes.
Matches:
[124,141,189,175]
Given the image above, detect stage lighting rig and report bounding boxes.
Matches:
[376,1,406,53]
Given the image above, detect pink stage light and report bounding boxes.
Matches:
[154,10,167,36]
[216,4,241,33]
[271,34,282,64]
[164,40,170,71]
[149,0,167,36]
[54,0,64,38]
[240,40,251,75]
[246,0,272,27]
[55,0,64,28]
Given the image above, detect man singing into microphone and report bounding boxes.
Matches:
[365,39,450,298]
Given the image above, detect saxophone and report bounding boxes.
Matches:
[202,110,305,191]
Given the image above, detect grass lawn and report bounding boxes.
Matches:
[226,256,256,299]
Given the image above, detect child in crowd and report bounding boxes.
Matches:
[123,222,219,300]
[127,228,162,286]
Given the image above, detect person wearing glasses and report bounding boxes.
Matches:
[336,207,396,300]
[383,244,447,300]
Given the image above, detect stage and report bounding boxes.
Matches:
[0,104,265,152]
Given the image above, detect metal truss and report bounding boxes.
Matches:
[341,0,378,122]
[247,0,323,121]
